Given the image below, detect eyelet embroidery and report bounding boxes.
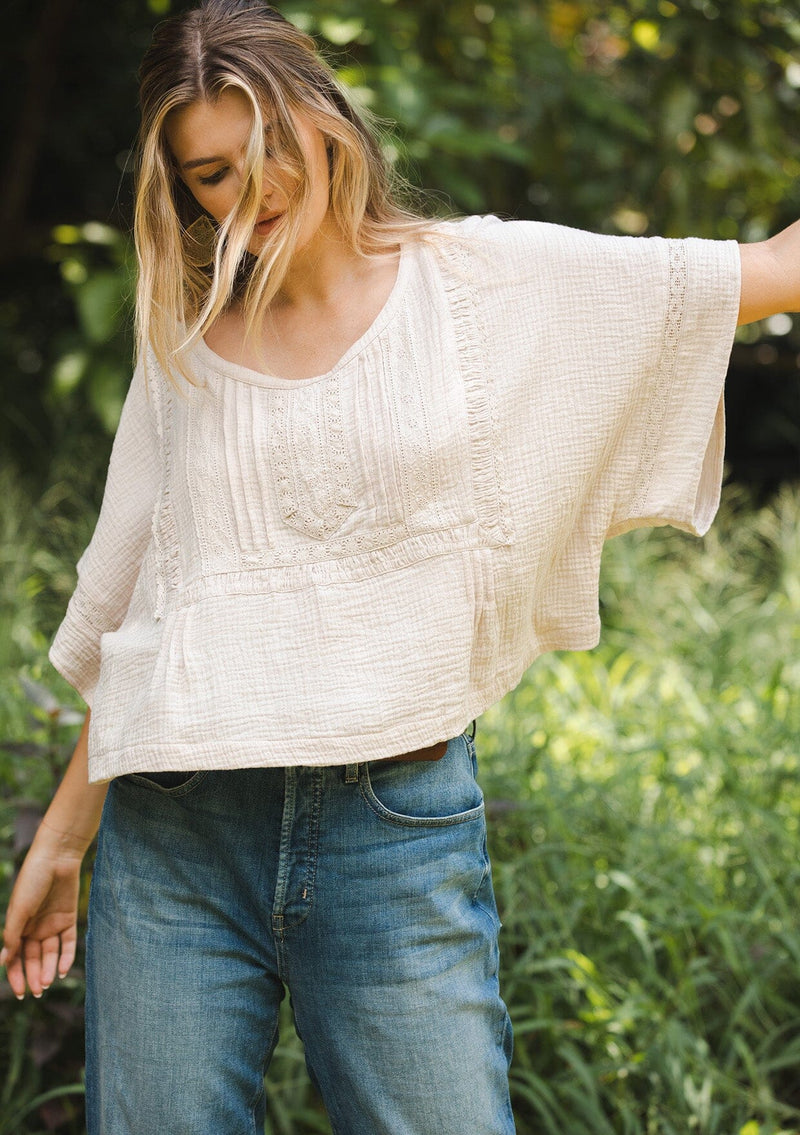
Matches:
[268,376,357,541]
[629,238,687,518]
[435,237,514,546]
[150,364,182,620]
[70,586,114,634]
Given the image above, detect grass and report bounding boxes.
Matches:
[479,487,800,1135]
[1,473,799,1135]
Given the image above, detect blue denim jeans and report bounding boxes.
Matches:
[85,733,515,1134]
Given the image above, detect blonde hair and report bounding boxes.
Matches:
[135,0,434,386]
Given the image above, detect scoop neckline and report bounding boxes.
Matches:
[193,241,413,390]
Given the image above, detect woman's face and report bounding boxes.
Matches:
[166,87,331,257]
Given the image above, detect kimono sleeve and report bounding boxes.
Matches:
[603,235,742,537]
[469,218,741,540]
[48,358,162,705]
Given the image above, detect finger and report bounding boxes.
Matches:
[5,954,27,1000]
[2,924,21,963]
[22,938,44,998]
[58,927,78,980]
[39,936,61,990]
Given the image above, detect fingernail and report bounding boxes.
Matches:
[41,983,51,991]
[15,994,24,1001]
[33,992,42,999]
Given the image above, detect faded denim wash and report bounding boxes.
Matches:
[85,732,515,1134]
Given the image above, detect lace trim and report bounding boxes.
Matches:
[150,365,182,620]
[269,379,357,541]
[435,238,513,546]
[68,585,115,633]
[323,374,358,517]
[629,239,687,518]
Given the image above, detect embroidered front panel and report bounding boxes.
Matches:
[268,378,358,540]
[168,241,515,585]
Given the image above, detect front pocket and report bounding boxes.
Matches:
[360,734,484,828]
[122,770,209,797]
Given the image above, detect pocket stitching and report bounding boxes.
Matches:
[123,770,209,797]
[359,757,485,829]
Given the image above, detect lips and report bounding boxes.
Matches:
[254,213,283,236]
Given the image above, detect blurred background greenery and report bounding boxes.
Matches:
[2,0,800,499]
[1,1,799,1132]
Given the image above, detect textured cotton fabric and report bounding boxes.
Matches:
[49,216,741,782]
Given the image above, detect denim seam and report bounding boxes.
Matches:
[498,1004,514,1063]
[273,769,321,941]
[248,1014,281,1133]
[272,768,297,979]
[471,859,491,905]
[246,1079,265,1135]
[291,768,323,924]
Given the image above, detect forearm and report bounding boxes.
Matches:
[37,708,108,857]
[738,218,800,326]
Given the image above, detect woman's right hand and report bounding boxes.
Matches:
[2,708,107,998]
[1,823,85,999]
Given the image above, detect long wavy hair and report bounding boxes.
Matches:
[135,0,433,386]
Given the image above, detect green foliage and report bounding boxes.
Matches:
[479,487,800,1134]
[278,0,800,238]
[47,223,135,436]
[3,1,800,484]
[2,482,800,1133]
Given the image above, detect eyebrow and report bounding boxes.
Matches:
[182,156,225,170]
[181,125,275,171]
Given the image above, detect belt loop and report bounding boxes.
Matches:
[467,719,477,741]
[344,763,359,784]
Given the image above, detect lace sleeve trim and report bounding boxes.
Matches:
[149,361,182,620]
[628,238,687,518]
[435,237,514,547]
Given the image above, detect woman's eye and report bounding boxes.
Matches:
[198,168,227,186]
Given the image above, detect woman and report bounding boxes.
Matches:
[2,1,798,1132]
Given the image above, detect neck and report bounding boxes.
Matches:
[274,216,362,309]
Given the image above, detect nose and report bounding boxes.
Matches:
[258,178,275,206]
[261,156,276,192]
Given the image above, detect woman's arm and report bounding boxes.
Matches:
[1,709,108,997]
[738,218,800,326]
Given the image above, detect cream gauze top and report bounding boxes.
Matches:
[48,216,741,783]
